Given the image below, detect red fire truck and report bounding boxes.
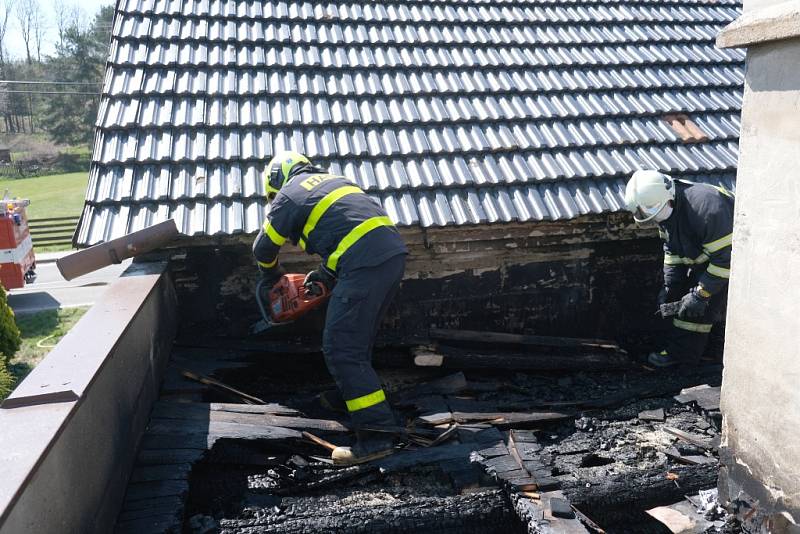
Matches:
[0,198,36,290]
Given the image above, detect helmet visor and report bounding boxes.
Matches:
[633,201,668,223]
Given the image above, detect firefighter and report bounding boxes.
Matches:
[624,170,734,368]
[253,151,408,464]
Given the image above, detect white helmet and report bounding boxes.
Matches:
[624,170,675,223]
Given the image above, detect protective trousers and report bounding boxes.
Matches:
[322,253,406,428]
[663,271,727,361]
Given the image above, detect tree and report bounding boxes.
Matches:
[0,0,13,65]
[31,0,44,62]
[42,5,113,145]
[14,0,36,64]
[54,0,81,50]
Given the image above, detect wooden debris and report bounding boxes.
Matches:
[418,410,573,428]
[180,369,266,404]
[664,447,717,466]
[561,464,718,513]
[571,506,607,534]
[423,347,631,372]
[426,424,458,448]
[638,408,666,422]
[663,427,714,450]
[429,328,619,350]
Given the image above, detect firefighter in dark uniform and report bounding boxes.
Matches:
[253,151,408,464]
[624,170,734,368]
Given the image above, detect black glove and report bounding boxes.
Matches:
[678,288,710,319]
[304,265,336,295]
[259,264,286,287]
[657,286,682,306]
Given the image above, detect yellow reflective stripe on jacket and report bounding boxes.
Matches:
[663,252,709,266]
[299,185,364,251]
[258,258,277,269]
[263,221,287,246]
[673,318,713,333]
[345,389,386,412]
[326,216,395,271]
[703,233,732,253]
[706,263,730,278]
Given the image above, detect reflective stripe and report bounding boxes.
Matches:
[326,216,395,271]
[258,258,277,269]
[263,221,287,246]
[300,185,364,250]
[345,389,386,412]
[663,252,709,265]
[673,318,713,333]
[706,264,730,278]
[703,233,732,253]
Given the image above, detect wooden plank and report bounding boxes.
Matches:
[430,348,631,372]
[129,464,193,483]
[663,427,713,450]
[119,496,183,513]
[150,403,347,432]
[147,419,307,439]
[180,369,266,404]
[123,480,189,502]
[136,448,205,466]
[115,514,181,534]
[429,328,619,350]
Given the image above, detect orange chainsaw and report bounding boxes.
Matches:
[251,274,331,334]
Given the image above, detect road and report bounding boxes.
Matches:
[8,256,131,314]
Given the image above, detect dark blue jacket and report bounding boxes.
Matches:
[659,180,735,295]
[253,166,407,275]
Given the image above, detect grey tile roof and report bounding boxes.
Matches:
[76,0,744,246]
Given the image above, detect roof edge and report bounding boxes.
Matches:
[717,1,800,49]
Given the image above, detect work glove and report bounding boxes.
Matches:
[304,265,336,295]
[657,286,682,307]
[259,264,286,287]
[678,288,710,319]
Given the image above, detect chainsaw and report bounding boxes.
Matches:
[251,274,331,334]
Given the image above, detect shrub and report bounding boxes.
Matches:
[0,285,21,399]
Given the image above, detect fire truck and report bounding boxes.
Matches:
[0,197,36,290]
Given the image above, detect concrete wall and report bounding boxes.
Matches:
[0,262,178,534]
[717,4,800,528]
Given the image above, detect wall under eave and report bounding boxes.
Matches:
[717,3,800,528]
[164,215,674,350]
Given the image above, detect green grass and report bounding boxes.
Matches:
[6,307,89,387]
[0,172,88,220]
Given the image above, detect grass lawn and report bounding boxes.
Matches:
[0,172,88,220]
[6,306,90,388]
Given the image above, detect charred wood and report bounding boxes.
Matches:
[559,463,718,517]
[218,489,518,534]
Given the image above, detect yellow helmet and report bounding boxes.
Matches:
[264,151,311,199]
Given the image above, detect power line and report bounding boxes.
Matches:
[0,80,102,85]
[1,90,99,95]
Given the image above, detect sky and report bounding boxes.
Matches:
[5,0,113,60]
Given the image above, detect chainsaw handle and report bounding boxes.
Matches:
[303,281,330,299]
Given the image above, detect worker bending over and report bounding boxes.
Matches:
[253,151,407,464]
[625,170,734,368]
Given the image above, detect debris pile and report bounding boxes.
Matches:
[114,338,728,534]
